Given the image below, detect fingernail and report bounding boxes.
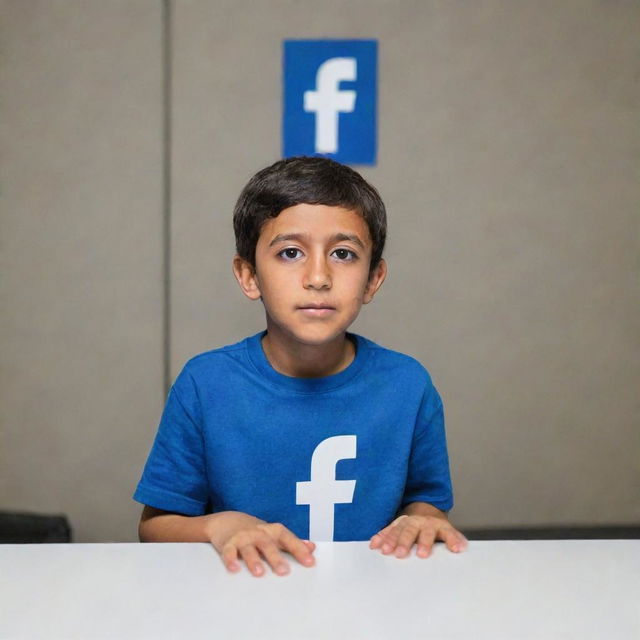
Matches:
[382,543,392,554]
[276,563,289,576]
[395,546,407,558]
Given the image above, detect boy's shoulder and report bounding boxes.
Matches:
[354,334,435,386]
[167,335,259,403]
[180,334,255,375]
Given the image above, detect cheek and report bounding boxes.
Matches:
[255,265,284,295]
[345,275,372,304]
[257,278,290,310]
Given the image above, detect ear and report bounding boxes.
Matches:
[232,255,262,301]
[363,258,387,304]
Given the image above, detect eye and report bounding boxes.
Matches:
[278,247,303,261]
[331,248,357,261]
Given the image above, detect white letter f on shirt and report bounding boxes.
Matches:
[296,435,357,541]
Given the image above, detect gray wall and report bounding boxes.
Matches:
[2,0,638,541]
[1,1,164,541]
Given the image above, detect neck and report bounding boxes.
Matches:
[261,330,355,378]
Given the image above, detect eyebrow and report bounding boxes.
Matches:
[268,232,366,249]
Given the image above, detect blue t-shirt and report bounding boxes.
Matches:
[134,332,453,541]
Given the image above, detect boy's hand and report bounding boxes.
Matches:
[369,508,467,559]
[210,513,316,577]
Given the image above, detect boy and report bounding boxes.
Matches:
[134,156,467,577]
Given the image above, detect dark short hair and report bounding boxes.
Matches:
[233,156,387,274]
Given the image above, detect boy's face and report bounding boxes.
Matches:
[233,203,386,349]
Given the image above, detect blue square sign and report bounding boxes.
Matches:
[283,40,377,165]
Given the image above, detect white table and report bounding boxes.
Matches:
[2,540,638,639]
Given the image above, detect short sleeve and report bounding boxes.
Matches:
[133,370,209,515]
[401,385,454,512]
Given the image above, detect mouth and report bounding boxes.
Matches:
[297,304,336,317]
[298,303,336,310]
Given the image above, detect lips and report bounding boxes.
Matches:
[297,303,336,316]
[298,303,336,310]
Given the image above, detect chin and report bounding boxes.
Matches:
[286,327,349,347]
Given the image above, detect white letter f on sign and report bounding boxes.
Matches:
[296,435,357,541]
[304,57,357,154]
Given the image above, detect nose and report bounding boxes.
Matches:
[303,255,331,290]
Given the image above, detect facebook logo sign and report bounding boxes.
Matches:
[283,40,377,165]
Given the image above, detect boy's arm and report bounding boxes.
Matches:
[369,501,467,558]
[139,506,315,576]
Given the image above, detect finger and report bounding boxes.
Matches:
[369,532,384,549]
[276,528,315,568]
[394,521,422,558]
[437,527,468,553]
[416,526,438,558]
[369,520,401,549]
[369,524,397,549]
[378,517,409,554]
[372,528,401,554]
[370,515,412,553]
[256,538,290,576]
[221,543,241,573]
[237,543,266,577]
